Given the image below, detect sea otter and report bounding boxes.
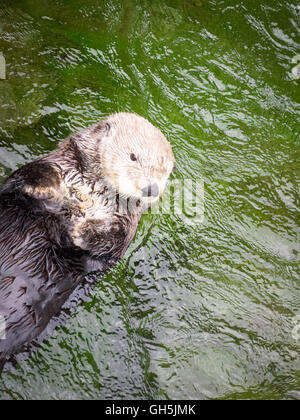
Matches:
[0,112,174,368]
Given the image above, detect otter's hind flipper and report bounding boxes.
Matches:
[20,160,64,202]
[1,159,65,213]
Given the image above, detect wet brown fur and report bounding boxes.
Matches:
[0,113,174,368]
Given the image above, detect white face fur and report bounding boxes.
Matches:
[99,113,175,206]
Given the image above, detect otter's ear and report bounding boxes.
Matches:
[93,120,116,144]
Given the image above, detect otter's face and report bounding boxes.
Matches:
[99,113,174,206]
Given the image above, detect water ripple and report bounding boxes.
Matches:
[0,0,299,400]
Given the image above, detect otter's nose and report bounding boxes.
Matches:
[141,183,159,198]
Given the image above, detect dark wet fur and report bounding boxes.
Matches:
[0,122,140,369]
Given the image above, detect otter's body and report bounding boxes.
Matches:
[0,113,174,367]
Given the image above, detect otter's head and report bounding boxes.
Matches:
[97,113,174,206]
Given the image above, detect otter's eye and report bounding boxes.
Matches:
[130,153,137,161]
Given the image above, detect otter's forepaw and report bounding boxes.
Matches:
[70,224,85,249]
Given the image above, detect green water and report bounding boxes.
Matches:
[0,0,299,400]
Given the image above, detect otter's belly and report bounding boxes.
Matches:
[0,201,84,358]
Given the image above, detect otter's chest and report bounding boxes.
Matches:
[62,180,115,222]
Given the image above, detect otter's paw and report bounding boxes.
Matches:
[23,185,58,201]
[70,224,85,248]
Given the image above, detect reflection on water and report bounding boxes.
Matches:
[0,0,299,400]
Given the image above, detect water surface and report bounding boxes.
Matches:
[0,0,299,399]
